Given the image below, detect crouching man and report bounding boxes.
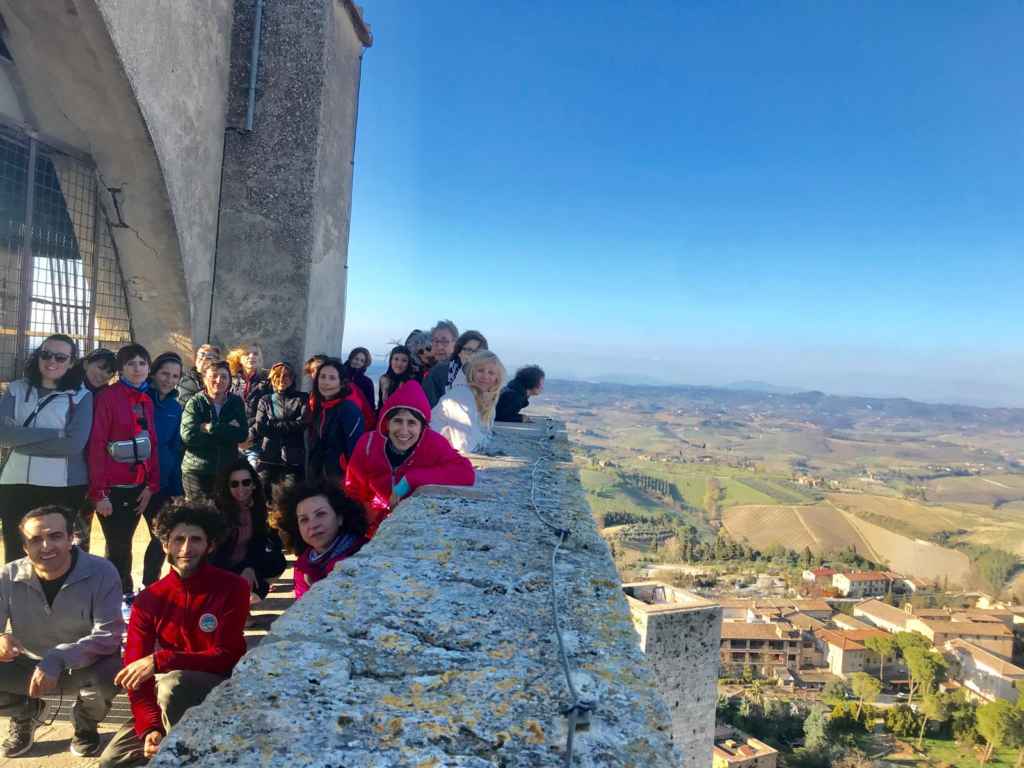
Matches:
[99,499,249,767]
[0,505,123,758]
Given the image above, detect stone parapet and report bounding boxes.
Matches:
[153,420,681,766]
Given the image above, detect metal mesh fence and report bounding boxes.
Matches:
[0,122,131,383]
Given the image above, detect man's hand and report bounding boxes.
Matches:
[134,487,152,515]
[0,634,22,662]
[143,731,163,758]
[95,497,113,518]
[202,422,213,433]
[114,654,156,691]
[228,420,240,428]
[28,666,58,697]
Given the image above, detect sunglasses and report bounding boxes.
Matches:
[39,351,71,363]
[230,478,253,489]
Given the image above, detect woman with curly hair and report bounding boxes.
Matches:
[210,458,286,601]
[251,361,307,492]
[270,479,367,598]
[430,350,506,454]
[227,341,271,425]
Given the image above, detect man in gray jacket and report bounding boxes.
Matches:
[0,504,123,758]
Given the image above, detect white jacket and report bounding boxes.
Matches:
[0,379,92,487]
[431,371,491,454]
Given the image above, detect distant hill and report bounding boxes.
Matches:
[723,380,802,395]
[545,378,1024,431]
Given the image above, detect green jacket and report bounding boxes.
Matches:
[179,392,248,476]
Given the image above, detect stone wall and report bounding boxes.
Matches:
[212,0,371,365]
[625,584,722,768]
[154,422,683,767]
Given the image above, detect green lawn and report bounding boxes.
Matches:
[909,737,1019,767]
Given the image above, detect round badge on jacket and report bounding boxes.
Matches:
[198,613,218,633]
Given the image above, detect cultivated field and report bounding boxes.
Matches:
[722,502,972,584]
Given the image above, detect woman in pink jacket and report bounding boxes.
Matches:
[345,381,475,538]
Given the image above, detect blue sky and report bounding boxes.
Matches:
[344,2,1024,406]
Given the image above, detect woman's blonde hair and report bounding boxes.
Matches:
[464,350,506,427]
[226,342,262,377]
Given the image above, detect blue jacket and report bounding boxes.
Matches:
[148,389,184,496]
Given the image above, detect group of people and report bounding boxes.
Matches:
[0,320,544,763]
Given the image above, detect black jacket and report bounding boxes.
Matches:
[306,400,364,480]
[232,371,273,426]
[251,390,307,469]
[496,380,530,423]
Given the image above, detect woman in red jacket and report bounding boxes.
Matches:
[87,343,160,595]
[345,381,475,538]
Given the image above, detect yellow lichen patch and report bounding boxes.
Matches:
[380,694,414,710]
[419,720,455,739]
[378,634,402,649]
[490,643,515,659]
[494,678,517,692]
[416,759,440,768]
[493,701,510,716]
[524,719,546,745]
[493,731,511,747]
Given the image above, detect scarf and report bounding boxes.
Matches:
[308,531,360,564]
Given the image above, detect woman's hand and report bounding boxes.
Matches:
[388,490,401,509]
[95,498,113,517]
[202,422,213,433]
[134,487,152,515]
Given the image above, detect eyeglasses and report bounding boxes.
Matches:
[39,351,71,363]
[461,346,481,355]
[230,479,253,489]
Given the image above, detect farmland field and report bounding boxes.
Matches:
[722,502,971,583]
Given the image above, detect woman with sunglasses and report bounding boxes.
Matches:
[0,334,92,562]
[86,344,160,595]
[210,458,286,602]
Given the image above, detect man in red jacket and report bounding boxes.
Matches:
[98,499,249,767]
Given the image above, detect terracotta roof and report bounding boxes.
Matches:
[833,614,876,631]
[721,622,799,641]
[719,598,831,613]
[854,599,908,628]
[839,571,892,582]
[815,628,889,652]
[785,611,826,631]
[948,639,1024,678]
[915,619,1013,638]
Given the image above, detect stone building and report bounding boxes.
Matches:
[832,570,892,598]
[712,735,779,768]
[623,581,722,768]
[0,0,371,381]
[719,621,805,674]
